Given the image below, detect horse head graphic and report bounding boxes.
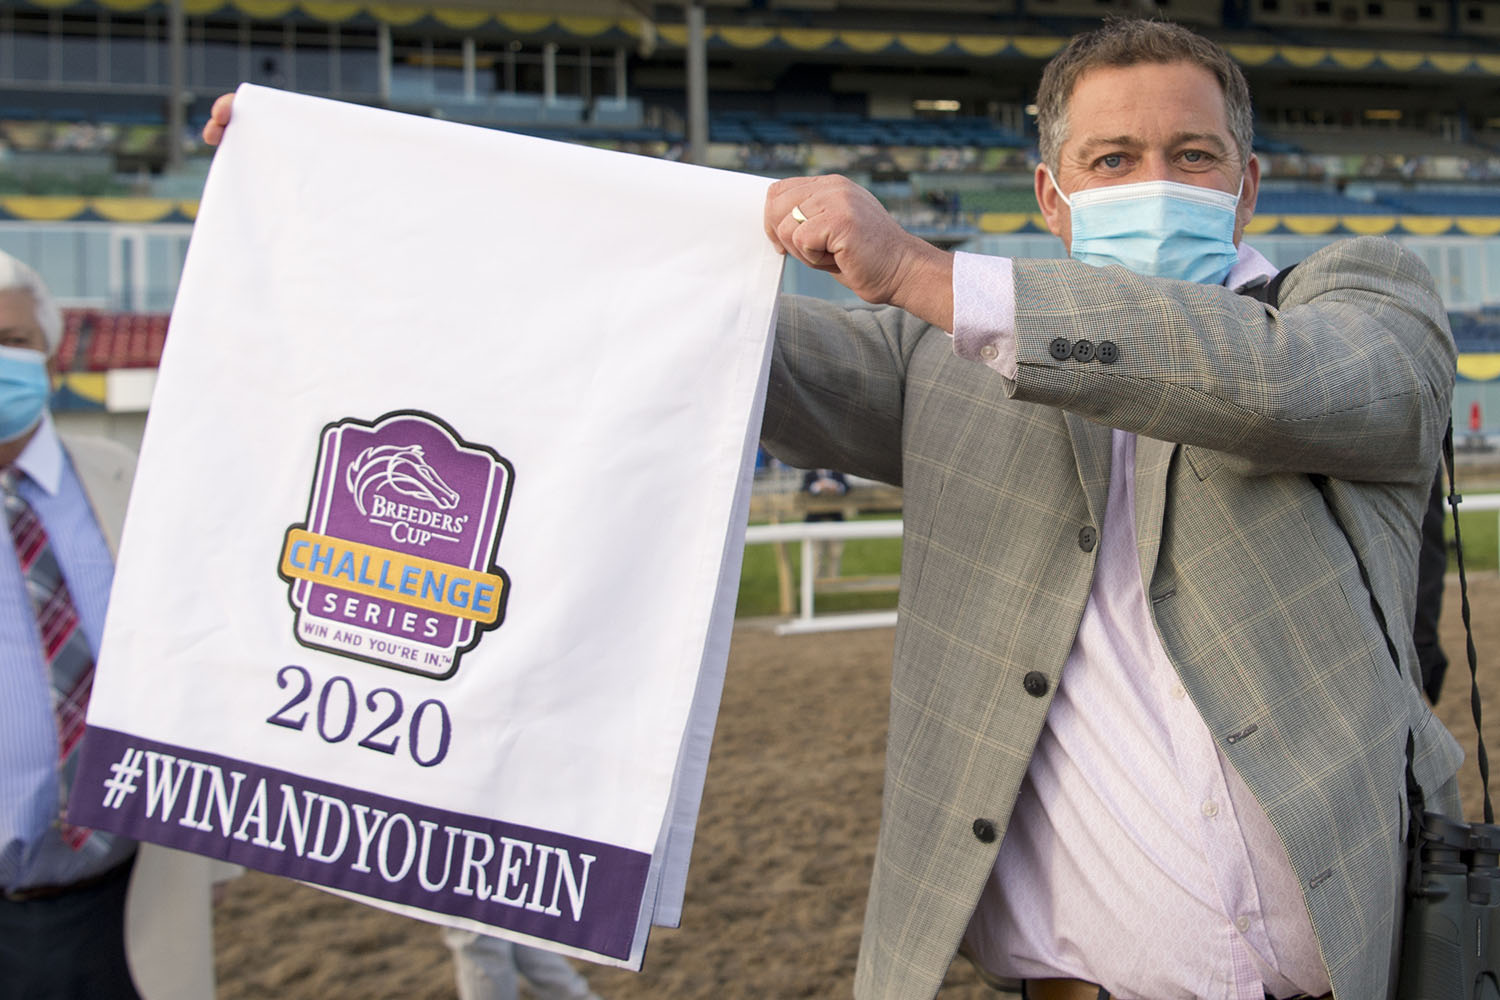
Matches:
[346,444,461,516]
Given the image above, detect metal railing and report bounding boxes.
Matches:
[742,493,1500,636]
[1460,493,1500,571]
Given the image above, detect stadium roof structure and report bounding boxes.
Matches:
[10,0,1500,182]
[24,0,1500,85]
[304,0,654,14]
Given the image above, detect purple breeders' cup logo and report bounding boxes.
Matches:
[279,411,514,679]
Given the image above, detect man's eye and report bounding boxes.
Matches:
[1182,150,1209,163]
[1099,154,1123,169]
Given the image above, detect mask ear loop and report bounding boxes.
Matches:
[1043,165,1075,210]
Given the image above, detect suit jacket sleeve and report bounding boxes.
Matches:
[762,298,934,486]
[1007,235,1455,485]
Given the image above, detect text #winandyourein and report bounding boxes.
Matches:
[98,744,596,920]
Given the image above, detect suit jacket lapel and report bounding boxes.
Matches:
[1064,412,1112,532]
[60,433,134,557]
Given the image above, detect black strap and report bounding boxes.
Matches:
[1264,263,1294,306]
[1238,263,1297,305]
[1442,422,1489,822]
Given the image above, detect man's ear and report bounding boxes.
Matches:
[1234,154,1261,245]
[1035,163,1070,245]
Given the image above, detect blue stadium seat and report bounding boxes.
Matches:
[1252,136,1302,154]
[1378,192,1500,215]
[709,123,754,143]
[1253,191,1390,214]
[1448,311,1500,352]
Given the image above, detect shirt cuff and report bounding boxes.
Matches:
[950,251,1018,379]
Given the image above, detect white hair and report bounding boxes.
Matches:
[0,250,61,354]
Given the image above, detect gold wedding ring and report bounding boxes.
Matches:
[791,205,808,224]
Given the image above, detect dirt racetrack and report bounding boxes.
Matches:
[214,573,1500,1000]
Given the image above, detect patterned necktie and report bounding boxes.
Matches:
[2,468,98,850]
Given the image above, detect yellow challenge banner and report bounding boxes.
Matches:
[280,527,505,623]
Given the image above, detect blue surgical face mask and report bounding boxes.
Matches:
[1048,169,1242,286]
[0,344,50,443]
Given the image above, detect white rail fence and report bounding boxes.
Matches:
[744,493,1500,637]
[1460,492,1500,570]
[743,519,902,635]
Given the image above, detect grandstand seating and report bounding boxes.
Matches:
[707,111,1029,149]
[1253,191,1393,215]
[51,295,1500,372]
[57,310,169,372]
[1255,126,1495,160]
[14,0,1500,323]
[1447,308,1500,352]
[1376,192,1500,215]
[957,187,1042,214]
[1254,190,1500,217]
[1251,135,1302,155]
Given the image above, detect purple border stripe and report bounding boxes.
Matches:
[69,726,648,959]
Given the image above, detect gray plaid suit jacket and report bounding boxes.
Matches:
[761,235,1464,1000]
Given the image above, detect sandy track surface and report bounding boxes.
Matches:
[214,575,1500,1000]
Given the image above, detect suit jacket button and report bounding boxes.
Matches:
[1078,526,1097,551]
[1071,338,1095,362]
[972,818,997,843]
[1023,671,1049,697]
[1097,340,1119,364]
[1049,337,1072,360]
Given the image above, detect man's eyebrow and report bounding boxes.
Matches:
[1074,135,1143,155]
[1169,131,1231,151]
[1073,132,1232,154]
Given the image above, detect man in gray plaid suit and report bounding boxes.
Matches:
[762,19,1460,1000]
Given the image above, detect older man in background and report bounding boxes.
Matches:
[0,251,226,1000]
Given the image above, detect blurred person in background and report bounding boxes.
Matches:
[802,467,850,578]
[442,927,604,1000]
[0,250,230,999]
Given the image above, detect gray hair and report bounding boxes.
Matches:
[1035,19,1254,175]
[0,250,60,355]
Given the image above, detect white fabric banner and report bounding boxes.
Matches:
[69,84,784,969]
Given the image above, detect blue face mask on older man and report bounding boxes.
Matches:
[0,344,51,443]
[1047,169,1242,286]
